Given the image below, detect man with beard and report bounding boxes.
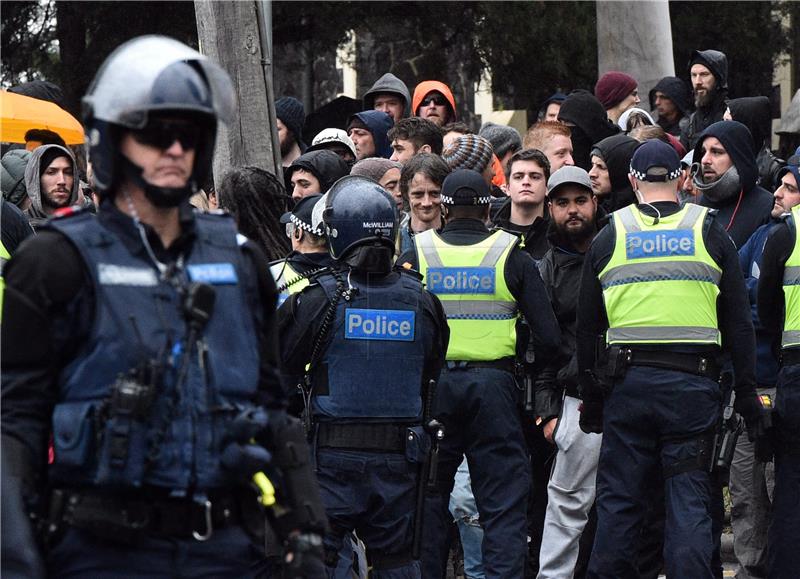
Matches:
[692,120,773,248]
[558,90,620,172]
[537,165,601,579]
[577,139,760,579]
[681,50,729,151]
[276,96,307,168]
[493,148,551,259]
[411,81,457,128]
[22,144,80,229]
[649,77,692,138]
[729,154,799,579]
[755,154,800,579]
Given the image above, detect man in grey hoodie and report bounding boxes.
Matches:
[362,73,411,123]
[23,144,80,229]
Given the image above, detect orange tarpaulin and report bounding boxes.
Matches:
[0,90,85,145]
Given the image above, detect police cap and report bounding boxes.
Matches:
[440,169,492,206]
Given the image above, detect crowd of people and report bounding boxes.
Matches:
[2,34,799,579]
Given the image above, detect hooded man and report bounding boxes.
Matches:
[23,144,80,229]
[589,134,642,213]
[276,96,307,167]
[538,93,567,123]
[412,81,457,127]
[692,120,773,248]
[287,149,351,201]
[725,96,784,192]
[681,49,729,150]
[558,90,620,172]
[347,110,394,160]
[649,76,692,137]
[362,73,411,123]
[1,149,32,211]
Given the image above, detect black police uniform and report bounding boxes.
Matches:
[1,201,294,577]
[279,176,449,577]
[398,215,560,578]
[755,209,800,579]
[576,200,757,578]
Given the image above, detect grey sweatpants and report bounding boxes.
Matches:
[538,395,602,579]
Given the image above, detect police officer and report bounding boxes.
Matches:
[398,168,560,578]
[271,193,332,307]
[279,175,449,578]
[576,139,761,578]
[755,153,800,579]
[1,36,327,577]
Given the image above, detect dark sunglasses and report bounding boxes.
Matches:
[130,122,203,151]
[420,95,448,107]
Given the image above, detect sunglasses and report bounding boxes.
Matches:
[420,95,448,107]
[130,122,203,151]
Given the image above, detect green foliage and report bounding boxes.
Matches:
[1,0,59,86]
[474,1,598,116]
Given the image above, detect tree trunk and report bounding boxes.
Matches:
[193,0,280,186]
[596,0,675,104]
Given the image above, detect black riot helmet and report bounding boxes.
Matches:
[322,175,398,272]
[83,35,236,207]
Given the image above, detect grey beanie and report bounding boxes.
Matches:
[479,122,522,159]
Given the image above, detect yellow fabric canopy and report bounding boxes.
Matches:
[0,90,85,145]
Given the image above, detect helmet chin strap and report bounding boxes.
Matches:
[120,155,197,208]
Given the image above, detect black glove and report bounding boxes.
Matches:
[282,532,326,579]
[733,390,762,441]
[579,391,604,434]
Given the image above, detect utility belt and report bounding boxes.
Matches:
[48,488,246,543]
[780,348,800,367]
[445,357,516,374]
[604,346,720,381]
[316,422,417,452]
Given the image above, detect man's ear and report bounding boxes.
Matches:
[419,144,432,154]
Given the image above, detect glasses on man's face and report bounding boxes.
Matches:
[285,222,296,238]
[130,122,203,151]
[421,95,448,107]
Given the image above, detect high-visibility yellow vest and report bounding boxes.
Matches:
[782,205,800,348]
[270,259,309,307]
[0,239,10,321]
[599,203,721,346]
[415,228,519,361]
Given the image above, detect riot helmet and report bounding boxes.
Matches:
[322,175,398,269]
[83,35,236,207]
